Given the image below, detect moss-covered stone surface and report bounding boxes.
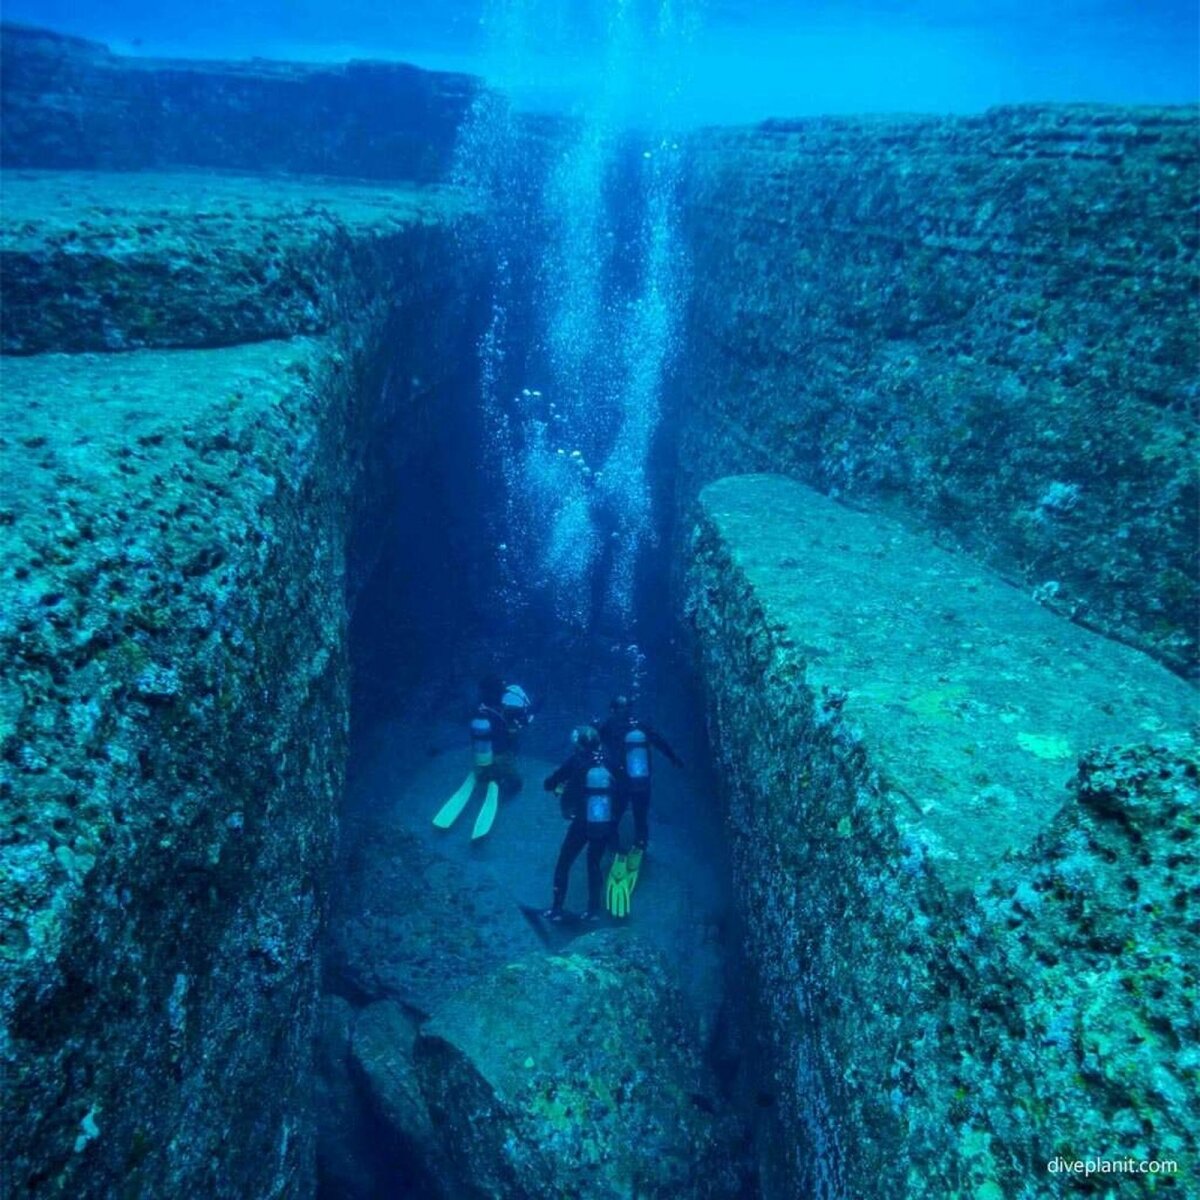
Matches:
[677,106,1199,675]
[414,931,746,1200]
[0,171,478,1197]
[327,823,546,1013]
[687,474,1198,1199]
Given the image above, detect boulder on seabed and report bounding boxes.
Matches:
[413,930,747,1200]
[348,998,459,1198]
[350,999,434,1148]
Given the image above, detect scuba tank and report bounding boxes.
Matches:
[624,727,650,786]
[584,762,614,832]
[470,716,494,768]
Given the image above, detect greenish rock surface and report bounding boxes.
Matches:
[687,474,1197,1198]
[678,106,1200,675]
[414,931,746,1200]
[0,170,478,1197]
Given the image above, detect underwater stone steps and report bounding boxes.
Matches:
[687,473,1197,1199]
[0,184,478,1193]
[0,168,474,354]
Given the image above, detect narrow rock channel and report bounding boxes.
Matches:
[1,19,1196,1200]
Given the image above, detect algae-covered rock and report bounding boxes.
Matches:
[974,744,1200,1185]
[351,1000,434,1150]
[327,824,544,1013]
[414,931,744,1200]
[677,105,1200,674]
[0,23,478,182]
[0,169,473,354]
[687,474,1198,1198]
[0,168,481,1196]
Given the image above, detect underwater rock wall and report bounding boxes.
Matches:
[0,174,479,1196]
[0,23,478,180]
[687,474,1197,1199]
[678,106,1199,676]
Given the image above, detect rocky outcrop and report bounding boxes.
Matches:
[0,22,478,180]
[347,999,453,1197]
[0,170,471,354]
[316,996,378,1199]
[413,931,747,1199]
[677,106,1199,675]
[0,173,479,1196]
[318,933,748,1199]
[686,474,1197,1199]
[326,822,546,1013]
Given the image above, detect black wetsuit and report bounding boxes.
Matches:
[598,715,681,849]
[544,749,617,915]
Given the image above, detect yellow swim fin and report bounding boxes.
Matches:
[471,780,500,840]
[433,772,475,829]
[624,846,644,899]
[606,853,631,918]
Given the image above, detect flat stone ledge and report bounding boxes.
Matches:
[0,168,472,353]
[697,474,1197,891]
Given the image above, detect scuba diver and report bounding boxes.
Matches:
[540,726,618,923]
[432,675,533,840]
[600,695,684,918]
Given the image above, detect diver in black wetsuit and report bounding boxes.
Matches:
[599,695,683,851]
[541,726,618,922]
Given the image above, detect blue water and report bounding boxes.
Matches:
[7,0,1197,121]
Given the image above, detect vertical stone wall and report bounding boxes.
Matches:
[686,475,1198,1199]
[0,174,481,1196]
[677,105,1199,675]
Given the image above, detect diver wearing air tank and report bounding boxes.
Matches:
[599,694,684,851]
[541,726,616,923]
[431,675,533,840]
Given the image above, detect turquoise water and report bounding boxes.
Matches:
[6,0,1198,119]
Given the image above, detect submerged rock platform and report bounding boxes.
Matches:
[688,474,1197,1199]
[0,169,469,353]
[678,106,1200,675]
[0,169,478,1197]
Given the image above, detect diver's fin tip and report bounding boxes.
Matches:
[433,772,476,829]
[471,780,500,840]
